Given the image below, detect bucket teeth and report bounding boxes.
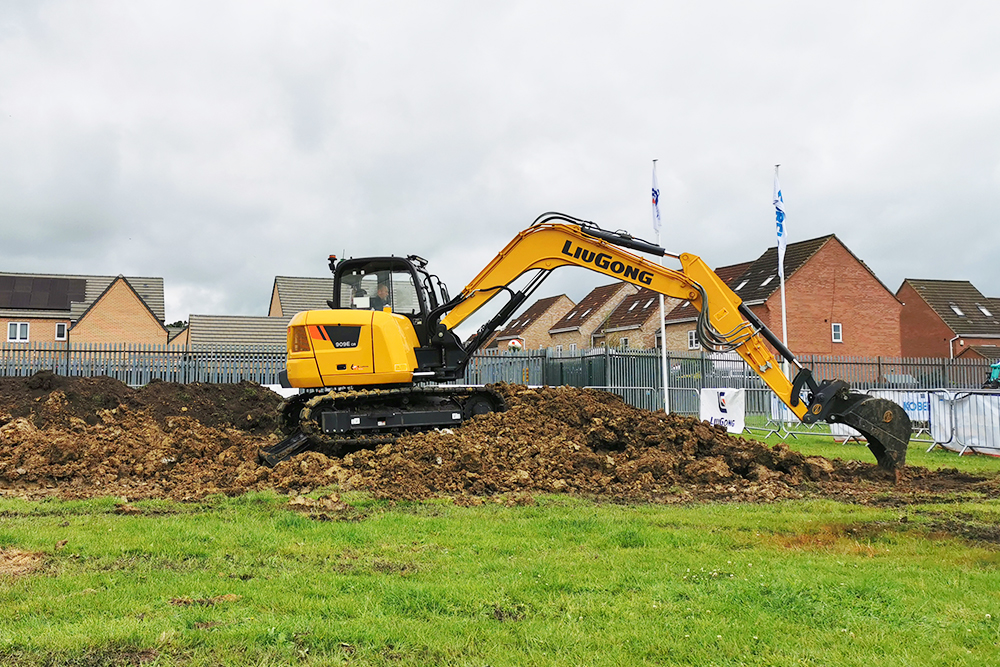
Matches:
[833,395,911,471]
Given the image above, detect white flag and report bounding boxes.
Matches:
[651,161,662,235]
[773,167,786,279]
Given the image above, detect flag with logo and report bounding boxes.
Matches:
[651,161,662,234]
[773,167,786,279]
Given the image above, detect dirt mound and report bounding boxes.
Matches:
[0,371,281,434]
[0,375,995,503]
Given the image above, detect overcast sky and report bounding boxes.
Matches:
[2,1,998,334]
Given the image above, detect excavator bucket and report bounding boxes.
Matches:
[829,394,911,471]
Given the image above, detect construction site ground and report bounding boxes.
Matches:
[1,371,997,505]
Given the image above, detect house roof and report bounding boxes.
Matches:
[900,279,1000,337]
[0,271,165,321]
[729,235,832,303]
[272,276,335,316]
[599,287,663,332]
[663,261,754,324]
[495,295,568,340]
[964,345,1000,360]
[186,314,290,347]
[549,282,632,333]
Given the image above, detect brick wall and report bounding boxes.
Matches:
[523,295,574,349]
[268,287,283,317]
[70,279,168,344]
[897,282,959,357]
[1,317,71,344]
[662,321,699,351]
[769,238,901,357]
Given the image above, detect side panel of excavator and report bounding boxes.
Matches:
[284,309,420,388]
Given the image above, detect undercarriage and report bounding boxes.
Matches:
[258,385,506,466]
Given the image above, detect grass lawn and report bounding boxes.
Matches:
[2,463,1000,667]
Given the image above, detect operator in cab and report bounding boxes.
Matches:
[370,283,391,311]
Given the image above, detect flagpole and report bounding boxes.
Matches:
[653,159,670,413]
[774,164,789,377]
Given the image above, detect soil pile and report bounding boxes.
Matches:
[0,374,995,503]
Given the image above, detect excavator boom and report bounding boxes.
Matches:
[435,213,910,470]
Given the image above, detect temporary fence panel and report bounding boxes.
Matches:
[928,390,1000,456]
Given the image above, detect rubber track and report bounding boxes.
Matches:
[294,385,505,456]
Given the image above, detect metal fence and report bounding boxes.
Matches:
[3,343,993,393]
[0,342,286,386]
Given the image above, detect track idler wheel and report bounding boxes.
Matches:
[831,394,911,472]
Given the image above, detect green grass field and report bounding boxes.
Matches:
[2,442,999,666]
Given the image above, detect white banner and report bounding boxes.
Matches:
[870,390,930,422]
[700,388,746,434]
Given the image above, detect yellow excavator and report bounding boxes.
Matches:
[260,213,911,471]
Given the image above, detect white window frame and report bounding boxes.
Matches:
[555,344,563,353]
[619,337,629,349]
[832,322,843,343]
[687,330,699,350]
[55,323,68,341]
[569,343,577,352]
[7,322,29,342]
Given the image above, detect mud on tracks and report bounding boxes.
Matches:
[0,374,996,503]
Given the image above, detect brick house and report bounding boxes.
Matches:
[1,272,166,345]
[269,276,335,317]
[897,279,1000,358]
[661,234,902,357]
[592,287,681,349]
[485,294,575,351]
[660,262,751,352]
[548,282,638,352]
[169,314,290,348]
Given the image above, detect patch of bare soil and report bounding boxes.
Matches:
[0,374,996,504]
[0,548,45,576]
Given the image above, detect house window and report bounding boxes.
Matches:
[555,344,563,353]
[619,337,629,349]
[832,323,843,343]
[735,280,748,291]
[687,330,699,350]
[644,298,654,309]
[977,303,993,318]
[628,302,638,311]
[55,323,68,341]
[760,275,775,287]
[949,303,965,317]
[569,343,577,352]
[7,322,29,342]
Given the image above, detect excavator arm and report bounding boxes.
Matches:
[435,213,910,471]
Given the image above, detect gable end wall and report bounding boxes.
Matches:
[70,280,167,344]
[768,239,901,357]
